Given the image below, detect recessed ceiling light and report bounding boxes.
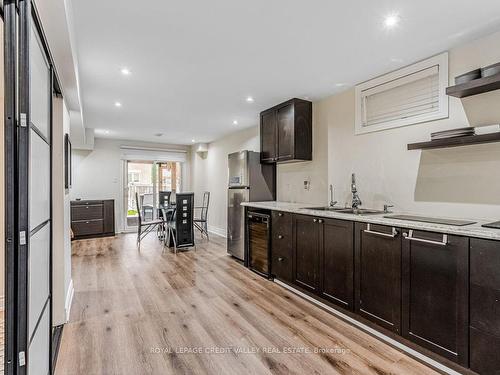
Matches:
[191,139,196,143]
[104,130,110,134]
[384,13,400,29]
[246,96,254,103]
[335,83,347,87]
[390,57,404,63]
[114,101,122,107]
[233,120,238,125]
[120,68,131,75]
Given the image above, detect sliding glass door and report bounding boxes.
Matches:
[124,160,182,230]
[4,0,57,373]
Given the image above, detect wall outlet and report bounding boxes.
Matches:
[304,179,311,190]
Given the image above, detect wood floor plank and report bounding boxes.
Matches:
[56,233,440,375]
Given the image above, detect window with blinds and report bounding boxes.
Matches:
[355,53,449,134]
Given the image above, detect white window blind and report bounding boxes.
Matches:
[355,53,448,134]
[120,146,187,163]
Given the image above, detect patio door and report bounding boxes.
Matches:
[124,160,183,230]
[4,0,55,373]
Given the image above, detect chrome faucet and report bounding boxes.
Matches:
[329,184,337,207]
[351,173,362,209]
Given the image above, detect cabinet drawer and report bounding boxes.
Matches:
[471,283,500,337]
[272,211,292,238]
[470,327,500,375]
[71,204,103,221]
[471,238,500,289]
[272,246,293,282]
[72,219,104,236]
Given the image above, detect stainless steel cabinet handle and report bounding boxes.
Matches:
[86,221,89,224]
[403,230,448,246]
[278,235,283,239]
[364,223,398,238]
[318,219,324,223]
[278,213,283,217]
[313,218,318,223]
[278,257,284,262]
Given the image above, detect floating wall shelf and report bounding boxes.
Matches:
[446,73,500,98]
[407,132,500,150]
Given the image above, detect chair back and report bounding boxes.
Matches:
[200,191,210,221]
[174,192,195,248]
[159,191,172,208]
[142,193,153,206]
[135,192,142,226]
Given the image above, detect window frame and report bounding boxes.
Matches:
[354,52,449,135]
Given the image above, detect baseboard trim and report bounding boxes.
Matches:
[207,225,226,238]
[274,279,461,375]
[65,279,74,322]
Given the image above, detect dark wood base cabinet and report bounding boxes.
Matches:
[266,212,500,374]
[355,223,402,333]
[293,214,320,293]
[271,211,293,282]
[71,200,115,239]
[402,230,469,367]
[470,238,500,375]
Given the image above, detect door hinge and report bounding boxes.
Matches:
[20,113,27,127]
[19,351,26,366]
[19,231,26,245]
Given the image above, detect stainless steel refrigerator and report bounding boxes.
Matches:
[227,151,275,261]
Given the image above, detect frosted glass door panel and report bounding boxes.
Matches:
[28,224,50,338]
[28,306,50,375]
[29,129,50,230]
[29,23,50,138]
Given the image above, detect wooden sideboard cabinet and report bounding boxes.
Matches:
[71,199,115,239]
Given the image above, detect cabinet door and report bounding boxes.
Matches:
[103,200,115,234]
[277,104,294,161]
[320,218,354,310]
[260,110,277,162]
[401,230,468,366]
[293,214,320,293]
[355,223,402,333]
[271,211,293,282]
[470,238,500,374]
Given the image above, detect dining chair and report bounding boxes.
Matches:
[140,193,154,220]
[194,191,210,240]
[163,192,195,253]
[135,192,164,249]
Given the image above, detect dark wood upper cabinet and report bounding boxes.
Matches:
[319,218,354,310]
[470,238,500,374]
[401,230,469,366]
[355,222,402,333]
[293,214,320,293]
[271,211,293,282]
[260,98,312,164]
[260,110,277,162]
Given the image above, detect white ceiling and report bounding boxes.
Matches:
[70,0,500,145]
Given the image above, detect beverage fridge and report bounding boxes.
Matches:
[227,151,275,261]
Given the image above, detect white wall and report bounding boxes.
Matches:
[276,102,329,204]
[322,30,500,220]
[52,97,72,325]
[71,138,190,232]
[190,126,259,236]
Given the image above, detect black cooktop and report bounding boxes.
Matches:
[482,221,500,229]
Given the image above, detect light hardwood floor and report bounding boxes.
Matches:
[56,233,438,375]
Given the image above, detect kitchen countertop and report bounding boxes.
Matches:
[241,201,500,241]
